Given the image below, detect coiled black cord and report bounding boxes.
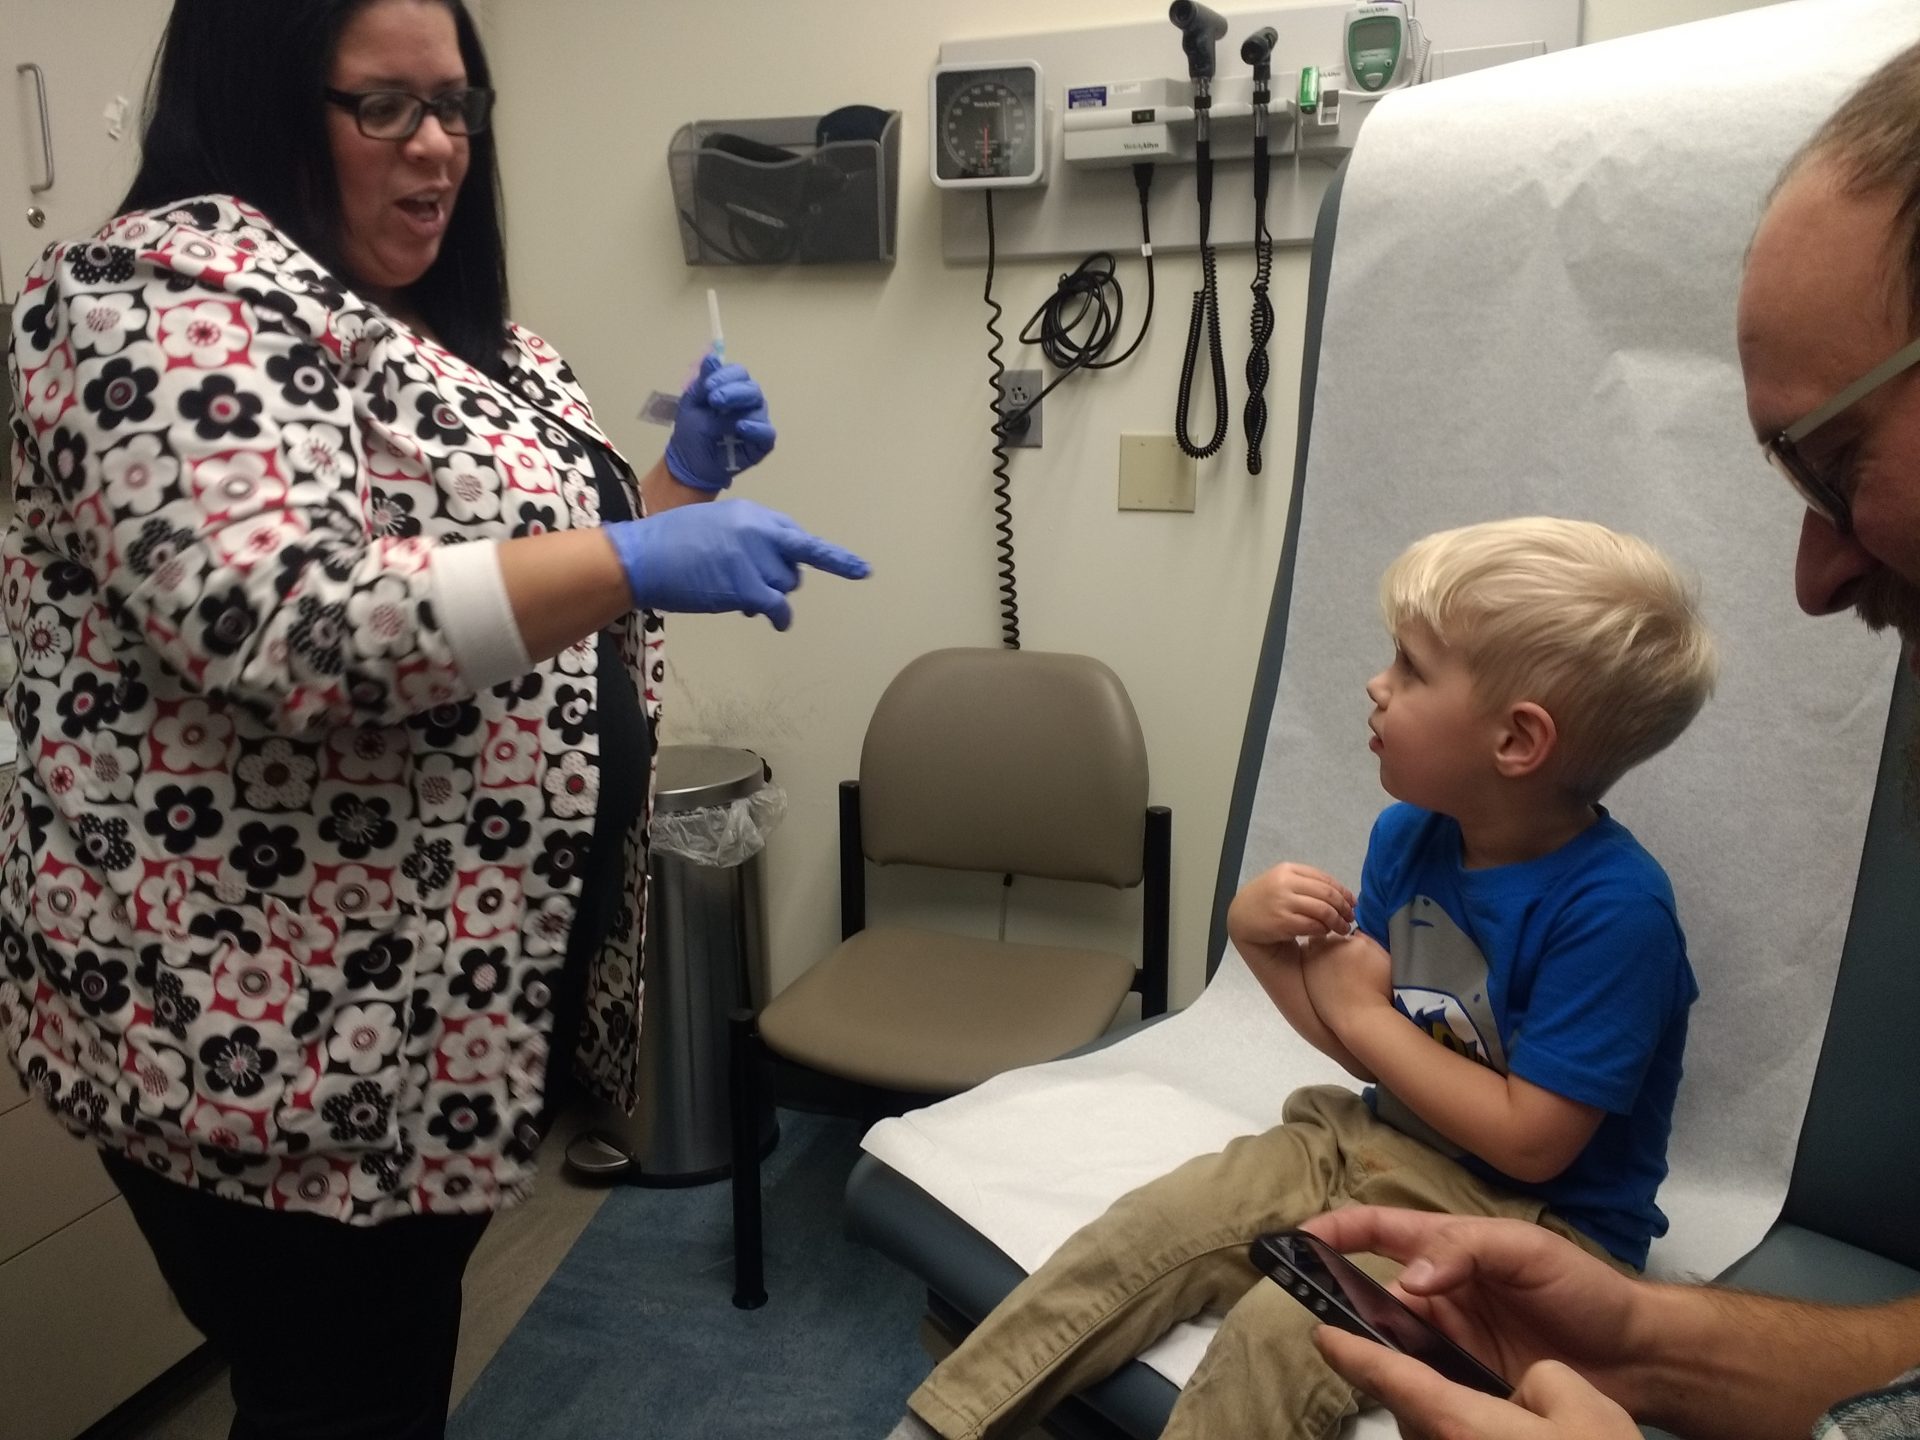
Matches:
[1244,126,1275,474]
[1176,137,1229,460]
[982,190,1020,651]
[1245,239,1274,473]
[996,164,1157,438]
[1016,251,1133,374]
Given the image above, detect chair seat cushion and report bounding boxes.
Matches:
[758,925,1138,1095]
[1715,1223,1920,1305]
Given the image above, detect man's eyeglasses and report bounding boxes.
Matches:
[324,86,494,141]
[1762,331,1920,536]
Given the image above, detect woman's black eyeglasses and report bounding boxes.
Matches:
[324,87,494,141]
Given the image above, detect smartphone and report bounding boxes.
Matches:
[1250,1230,1513,1399]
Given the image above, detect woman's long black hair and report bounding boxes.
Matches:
[120,0,511,381]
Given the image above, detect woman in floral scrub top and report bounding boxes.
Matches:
[0,1,865,1435]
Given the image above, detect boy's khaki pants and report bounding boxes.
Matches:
[909,1085,1620,1440]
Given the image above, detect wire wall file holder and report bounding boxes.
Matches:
[669,109,902,266]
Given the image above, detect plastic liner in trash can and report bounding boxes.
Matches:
[566,745,782,1186]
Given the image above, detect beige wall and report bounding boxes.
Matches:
[480,0,1775,1007]
[1583,0,1780,44]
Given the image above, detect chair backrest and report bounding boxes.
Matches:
[859,648,1148,887]
[1780,666,1920,1268]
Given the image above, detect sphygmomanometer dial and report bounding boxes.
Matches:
[930,62,1045,189]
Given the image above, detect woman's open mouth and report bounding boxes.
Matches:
[397,194,448,234]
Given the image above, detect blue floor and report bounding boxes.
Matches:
[450,1111,933,1439]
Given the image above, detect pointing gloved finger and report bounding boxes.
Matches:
[780,531,870,579]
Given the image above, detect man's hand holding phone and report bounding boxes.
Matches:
[1295,1207,1654,1438]
[1312,1334,1640,1440]
[1252,1231,1514,1398]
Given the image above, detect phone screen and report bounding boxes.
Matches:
[1251,1230,1513,1398]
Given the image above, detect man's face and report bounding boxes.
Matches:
[1739,162,1920,658]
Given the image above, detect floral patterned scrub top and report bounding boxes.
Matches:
[0,194,660,1223]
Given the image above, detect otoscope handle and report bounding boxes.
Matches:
[1245,26,1278,105]
[1241,25,1278,71]
[1169,1,1229,80]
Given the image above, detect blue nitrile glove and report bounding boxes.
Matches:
[605,499,869,630]
[662,354,776,491]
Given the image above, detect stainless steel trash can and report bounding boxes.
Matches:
[565,744,779,1186]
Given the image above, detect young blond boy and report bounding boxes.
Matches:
[885,517,1717,1440]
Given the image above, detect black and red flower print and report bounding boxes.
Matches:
[2,196,660,1223]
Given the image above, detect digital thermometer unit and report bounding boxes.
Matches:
[1346,2,1415,92]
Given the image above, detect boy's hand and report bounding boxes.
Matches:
[1300,930,1393,1031]
[1230,863,1357,945]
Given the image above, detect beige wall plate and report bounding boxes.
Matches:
[1118,434,1196,512]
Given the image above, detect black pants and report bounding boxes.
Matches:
[102,1151,492,1440]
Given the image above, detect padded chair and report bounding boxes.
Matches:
[729,647,1172,1308]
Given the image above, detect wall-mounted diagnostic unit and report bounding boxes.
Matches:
[930,62,1048,189]
[1346,1,1425,93]
[935,1,1576,263]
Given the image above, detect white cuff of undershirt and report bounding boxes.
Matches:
[429,540,533,692]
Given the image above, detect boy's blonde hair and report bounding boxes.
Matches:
[1380,517,1717,801]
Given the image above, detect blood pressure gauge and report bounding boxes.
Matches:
[930,61,1047,189]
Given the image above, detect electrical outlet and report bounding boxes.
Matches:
[998,369,1043,449]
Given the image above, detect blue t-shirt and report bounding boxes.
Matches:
[1353,803,1697,1269]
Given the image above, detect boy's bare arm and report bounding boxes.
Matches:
[1301,946,1603,1182]
[1227,864,1373,1079]
[1235,935,1375,1080]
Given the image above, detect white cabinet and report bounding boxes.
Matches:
[0,987,204,1440]
[0,1188,206,1440]
[0,1011,204,1440]
[0,1,171,298]
[0,1022,204,1440]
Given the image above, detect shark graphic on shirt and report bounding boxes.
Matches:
[1373,894,1506,1158]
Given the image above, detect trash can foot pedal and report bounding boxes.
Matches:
[563,1120,780,1188]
